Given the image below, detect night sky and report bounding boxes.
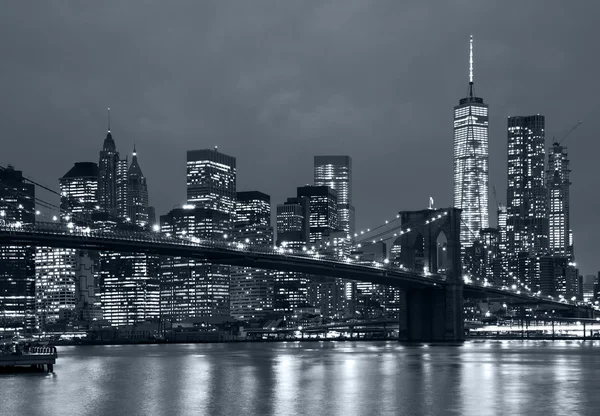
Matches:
[1,2,598,273]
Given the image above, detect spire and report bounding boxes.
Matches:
[133,142,137,157]
[467,35,475,98]
[102,107,116,151]
[469,35,473,84]
[107,107,111,132]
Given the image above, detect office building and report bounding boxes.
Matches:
[0,166,35,334]
[297,185,338,243]
[186,148,236,217]
[98,111,120,217]
[230,191,274,319]
[547,142,572,259]
[160,207,231,321]
[314,156,354,236]
[453,36,489,247]
[59,162,99,223]
[506,115,548,290]
[126,146,149,228]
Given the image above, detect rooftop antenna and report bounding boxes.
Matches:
[469,35,473,84]
[107,108,111,132]
[214,145,218,151]
[468,35,474,98]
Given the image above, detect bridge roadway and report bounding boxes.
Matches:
[0,223,585,310]
[0,223,443,289]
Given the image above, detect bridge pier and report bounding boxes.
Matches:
[398,284,464,343]
[397,208,465,343]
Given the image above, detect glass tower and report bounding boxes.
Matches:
[314,156,354,236]
[506,115,548,289]
[453,36,489,247]
[547,142,571,259]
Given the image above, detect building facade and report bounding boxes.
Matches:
[453,36,489,248]
[506,115,548,290]
[296,185,338,243]
[547,142,572,259]
[0,166,36,334]
[314,156,355,236]
[126,146,149,228]
[159,207,231,321]
[230,191,274,320]
[186,148,236,216]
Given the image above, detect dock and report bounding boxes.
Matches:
[0,346,58,372]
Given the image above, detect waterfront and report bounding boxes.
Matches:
[1,341,600,416]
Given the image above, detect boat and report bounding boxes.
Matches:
[0,339,58,372]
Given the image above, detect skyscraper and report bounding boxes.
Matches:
[186,148,236,217]
[127,146,149,228]
[59,162,99,223]
[314,156,354,236]
[159,207,231,320]
[296,185,338,243]
[506,115,548,289]
[453,36,489,247]
[0,166,35,334]
[547,142,572,259]
[98,109,120,217]
[230,191,274,319]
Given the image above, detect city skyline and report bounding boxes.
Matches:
[0,2,598,274]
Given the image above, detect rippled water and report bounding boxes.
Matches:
[2,340,600,416]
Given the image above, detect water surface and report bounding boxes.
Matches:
[2,340,599,416]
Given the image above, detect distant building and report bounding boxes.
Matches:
[582,274,595,303]
[296,185,338,243]
[547,142,572,259]
[160,206,231,321]
[0,166,35,334]
[314,155,355,236]
[453,36,489,248]
[506,115,548,290]
[59,162,99,223]
[126,146,149,228]
[275,197,311,317]
[230,191,274,320]
[98,113,120,217]
[186,148,236,217]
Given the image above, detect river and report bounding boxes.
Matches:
[2,340,599,415]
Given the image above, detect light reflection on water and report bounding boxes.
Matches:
[2,340,600,416]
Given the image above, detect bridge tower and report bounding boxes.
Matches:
[396,208,464,342]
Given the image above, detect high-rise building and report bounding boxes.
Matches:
[160,207,231,321]
[0,166,35,334]
[547,142,572,259]
[453,36,489,247]
[296,185,338,243]
[506,115,548,289]
[35,163,98,329]
[126,146,149,228]
[98,110,120,217]
[59,162,99,223]
[275,197,311,316]
[314,156,354,236]
[186,148,236,217]
[230,191,274,320]
[116,157,129,221]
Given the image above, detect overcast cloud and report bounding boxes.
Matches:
[1,1,599,272]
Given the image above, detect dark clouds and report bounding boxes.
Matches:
[1,1,599,272]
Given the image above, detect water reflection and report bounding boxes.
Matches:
[3,341,600,416]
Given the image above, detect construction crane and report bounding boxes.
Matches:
[492,185,500,211]
[555,121,583,146]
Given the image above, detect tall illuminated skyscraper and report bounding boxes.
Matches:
[0,166,35,334]
[98,109,120,217]
[230,191,274,319]
[547,142,572,259]
[506,115,548,290]
[453,36,489,247]
[127,146,149,228]
[314,156,354,236]
[186,148,236,217]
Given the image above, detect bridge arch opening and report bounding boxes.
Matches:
[434,230,448,274]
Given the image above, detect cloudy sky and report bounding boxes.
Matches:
[1,1,599,272]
